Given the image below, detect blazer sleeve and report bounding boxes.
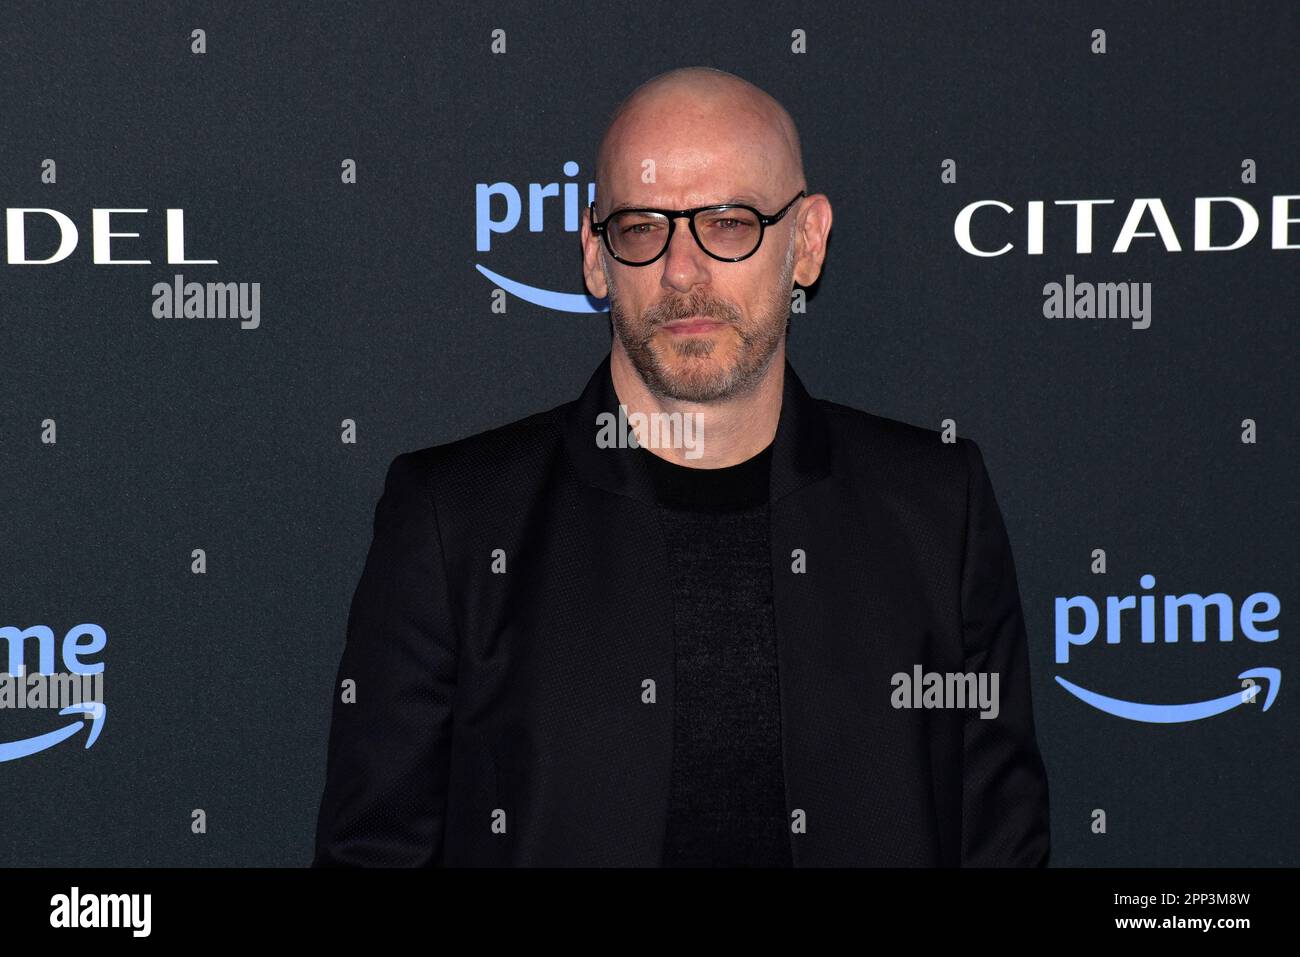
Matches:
[312,451,459,866]
[957,438,1051,867]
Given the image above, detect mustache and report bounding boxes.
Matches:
[646,300,738,325]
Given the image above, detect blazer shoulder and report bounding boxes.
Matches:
[817,397,974,484]
[391,400,571,505]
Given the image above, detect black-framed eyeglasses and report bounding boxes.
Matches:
[590,190,805,266]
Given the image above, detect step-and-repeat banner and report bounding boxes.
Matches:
[1,1,1295,867]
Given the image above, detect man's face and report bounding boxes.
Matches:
[583,92,806,405]
[599,209,798,403]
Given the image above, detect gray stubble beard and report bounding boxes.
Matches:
[604,230,796,403]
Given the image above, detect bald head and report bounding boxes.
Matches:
[594,67,805,216]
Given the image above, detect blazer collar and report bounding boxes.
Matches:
[561,352,833,505]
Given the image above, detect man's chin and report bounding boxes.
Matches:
[619,326,757,401]
[645,359,738,403]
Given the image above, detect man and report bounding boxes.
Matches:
[312,66,1050,867]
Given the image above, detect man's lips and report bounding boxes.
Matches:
[660,316,727,334]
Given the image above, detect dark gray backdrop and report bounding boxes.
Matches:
[1,0,1295,866]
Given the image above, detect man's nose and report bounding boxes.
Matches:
[659,219,711,293]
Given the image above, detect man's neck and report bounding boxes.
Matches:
[609,343,785,468]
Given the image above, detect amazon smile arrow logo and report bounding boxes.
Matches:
[1055,667,1280,723]
[0,702,107,762]
[474,264,606,314]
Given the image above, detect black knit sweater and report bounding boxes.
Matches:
[639,440,793,867]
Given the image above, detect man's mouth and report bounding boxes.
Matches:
[661,316,726,335]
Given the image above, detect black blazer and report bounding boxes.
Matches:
[312,354,1050,867]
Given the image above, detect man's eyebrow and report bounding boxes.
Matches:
[606,195,766,214]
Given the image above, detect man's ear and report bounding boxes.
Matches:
[791,194,833,288]
[582,215,610,299]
